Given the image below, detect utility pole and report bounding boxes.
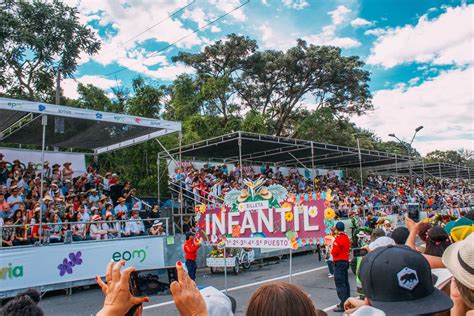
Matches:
[55,68,61,105]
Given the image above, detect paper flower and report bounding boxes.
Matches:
[325,189,334,202]
[308,206,318,218]
[287,194,296,203]
[324,201,330,207]
[285,211,294,222]
[286,230,294,239]
[290,238,298,250]
[316,192,321,199]
[324,208,335,220]
[199,204,206,214]
[232,225,241,237]
[238,203,245,212]
[282,202,292,209]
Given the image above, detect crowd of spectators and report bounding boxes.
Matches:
[171,162,472,217]
[0,154,165,247]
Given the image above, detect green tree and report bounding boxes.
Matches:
[0,0,100,101]
[127,77,165,118]
[425,150,470,165]
[66,83,115,112]
[172,34,258,124]
[237,40,372,135]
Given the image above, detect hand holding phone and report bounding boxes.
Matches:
[129,267,178,297]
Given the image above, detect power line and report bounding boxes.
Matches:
[104,0,250,77]
[118,0,196,48]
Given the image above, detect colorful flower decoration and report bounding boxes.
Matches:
[221,205,227,213]
[324,208,336,220]
[324,200,330,207]
[232,225,241,237]
[238,203,245,212]
[287,194,296,203]
[308,206,318,218]
[324,218,335,228]
[286,230,295,239]
[217,240,226,249]
[285,211,294,222]
[316,192,321,199]
[282,202,292,210]
[290,237,298,250]
[325,189,334,202]
[199,204,206,214]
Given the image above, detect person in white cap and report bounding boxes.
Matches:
[149,220,165,236]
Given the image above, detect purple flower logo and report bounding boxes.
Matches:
[58,259,73,276]
[69,251,82,267]
[58,251,83,277]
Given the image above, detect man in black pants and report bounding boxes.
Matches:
[331,222,351,313]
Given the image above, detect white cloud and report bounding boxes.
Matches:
[182,7,208,29]
[303,25,361,48]
[258,23,297,51]
[62,75,121,99]
[367,5,474,68]
[350,17,373,28]
[208,0,247,22]
[352,66,474,155]
[282,0,309,10]
[328,5,351,25]
[364,28,387,36]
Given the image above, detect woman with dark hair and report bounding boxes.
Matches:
[49,213,63,243]
[246,282,326,316]
[424,226,451,257]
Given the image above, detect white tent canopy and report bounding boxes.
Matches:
[0,97,181,154]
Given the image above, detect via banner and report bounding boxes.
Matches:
[195,179,335,249]
[0,237,165,292]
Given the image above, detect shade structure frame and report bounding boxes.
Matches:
[0,97,181,154]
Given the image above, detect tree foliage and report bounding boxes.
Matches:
[0,0,100,101]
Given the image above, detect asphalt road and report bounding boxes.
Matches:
[39,252,356,316]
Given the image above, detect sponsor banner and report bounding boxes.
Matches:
[0,147,86,176]
[0,237,165,292]
[0,97,180,130]
[206,257,237,267]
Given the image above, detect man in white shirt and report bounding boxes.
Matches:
[7,186,23,212]
[126,210,146,236]
[78,205,90,222]
[114,197,128,215]
[88,189,100,204]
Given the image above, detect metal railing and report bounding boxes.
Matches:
[0,218,169,249]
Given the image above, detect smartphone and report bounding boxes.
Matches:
[353,248,368,257]
[407,203,420,223]
[129,267,178,297]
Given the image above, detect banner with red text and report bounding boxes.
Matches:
[194,179,335,249]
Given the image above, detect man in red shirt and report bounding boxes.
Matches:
[331,221,351,312]
[184,232,201,281]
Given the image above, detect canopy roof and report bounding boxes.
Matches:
[166,132,411,169]
[368,162,472,180]
[0,97,181,154]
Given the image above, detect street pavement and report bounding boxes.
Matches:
[39,251,356,315]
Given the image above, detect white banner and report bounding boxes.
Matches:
[167,160,343,179]
[225,238,291,249]
[0,237,165,292]
[0,147,86,177]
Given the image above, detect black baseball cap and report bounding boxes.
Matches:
[360,245,453,316]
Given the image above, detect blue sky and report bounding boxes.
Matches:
[63,0,474,155]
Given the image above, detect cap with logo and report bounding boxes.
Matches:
[360,245,453,315]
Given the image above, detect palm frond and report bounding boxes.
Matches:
[224,189,241,207]
[267,184,288,202]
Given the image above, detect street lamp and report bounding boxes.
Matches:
[389,126,424,197]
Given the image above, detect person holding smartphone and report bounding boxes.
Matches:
[184,232,201,281]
